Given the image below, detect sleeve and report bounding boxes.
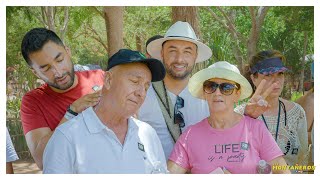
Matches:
[257,121,284,162]
[296,105,308,166]
[149,127,167,170]
[92,69,105,85]
[20,93,49,135]
[43,129,75,174]
[6,127,19,162]
[168,128,191,170]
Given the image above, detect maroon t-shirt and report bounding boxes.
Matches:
[20,70,104,135]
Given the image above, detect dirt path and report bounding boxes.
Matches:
[12,160,42,174]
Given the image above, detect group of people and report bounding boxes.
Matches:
[7,21,310,174]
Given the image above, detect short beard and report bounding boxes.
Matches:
[46,66,75,90]
[164,62,194,80]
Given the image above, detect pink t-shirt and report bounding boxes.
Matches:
[169,116,283,174]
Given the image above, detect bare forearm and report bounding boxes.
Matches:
[31,132,53,170]
[29,117,67,170]
[270,156,291,174]
[6,162,14,174]
[167,160,187,174]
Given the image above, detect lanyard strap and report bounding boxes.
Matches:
[261,99,282,142]
[153,81,172,118]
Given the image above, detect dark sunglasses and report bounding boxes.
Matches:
[203,81,239,96]
[174,96,185,128]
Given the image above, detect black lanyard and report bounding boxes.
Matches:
[261,99,287,142]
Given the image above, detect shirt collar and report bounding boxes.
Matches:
[83,107,106,134]
[83,107,138,134]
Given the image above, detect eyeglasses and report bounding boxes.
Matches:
[203,81,239,96]
[174,96,185,128]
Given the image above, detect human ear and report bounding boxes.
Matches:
[104,71,112,90]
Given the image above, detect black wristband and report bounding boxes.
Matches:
[67,105,78,116]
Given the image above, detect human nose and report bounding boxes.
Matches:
[213,85,223,95]
[135,84,146,98]
[51,65,63,77]
[175,51,184,63]
[271,74,281,83]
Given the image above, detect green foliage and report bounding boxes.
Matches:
[124,6,171,51]
[291,91,304,102]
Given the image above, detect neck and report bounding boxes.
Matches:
[209,110,240,129]
[163,75,189,95]
[94,98,128,129]
[50,74,78,93]
[264,97,280,115]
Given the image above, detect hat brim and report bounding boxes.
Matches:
[257,67,289,75]
[139,58,166,82]
[188,67,253,100]
[147,37,212,63]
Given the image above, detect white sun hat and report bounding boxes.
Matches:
[146,21,212,63]
[188,61,253,100]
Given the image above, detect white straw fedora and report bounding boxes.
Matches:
[147,21,212,63]
[188,61,253,100]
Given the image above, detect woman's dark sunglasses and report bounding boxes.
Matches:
[203,81,239,96]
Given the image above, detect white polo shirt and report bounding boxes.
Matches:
[138,85,209,160]
[43,107,166,174]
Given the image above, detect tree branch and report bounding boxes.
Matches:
[205,7,232,34]
[59,7,69,42]
[257,6,270,28]
[87,24,108,52]
[249,7,256,30]
[206,7,247,44]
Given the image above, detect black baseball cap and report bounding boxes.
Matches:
[107,49,165,82]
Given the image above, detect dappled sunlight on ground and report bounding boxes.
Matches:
[12,160,42,174]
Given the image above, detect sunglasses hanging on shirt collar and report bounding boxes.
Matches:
[174,96,185,128]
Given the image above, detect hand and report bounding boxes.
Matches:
[222,167,231,174]
[70,89,102,113]
[244,79,276,118]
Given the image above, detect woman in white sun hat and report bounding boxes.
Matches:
[167,61,290,174]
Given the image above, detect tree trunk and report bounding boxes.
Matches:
[136,35,145,53]
[172,6,208,74]
[299,31,308,92]
[247,7,270,64]
[45,7,55,32]
[172,7,201,37]
[103,6,124,57]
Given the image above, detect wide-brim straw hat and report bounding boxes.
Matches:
[188,61,253,100]
[147,21,212,63]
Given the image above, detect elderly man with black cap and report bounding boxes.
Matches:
[138,21,276,160]
[43,49,167,174]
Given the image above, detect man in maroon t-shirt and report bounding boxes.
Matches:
[20,28,104,169]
